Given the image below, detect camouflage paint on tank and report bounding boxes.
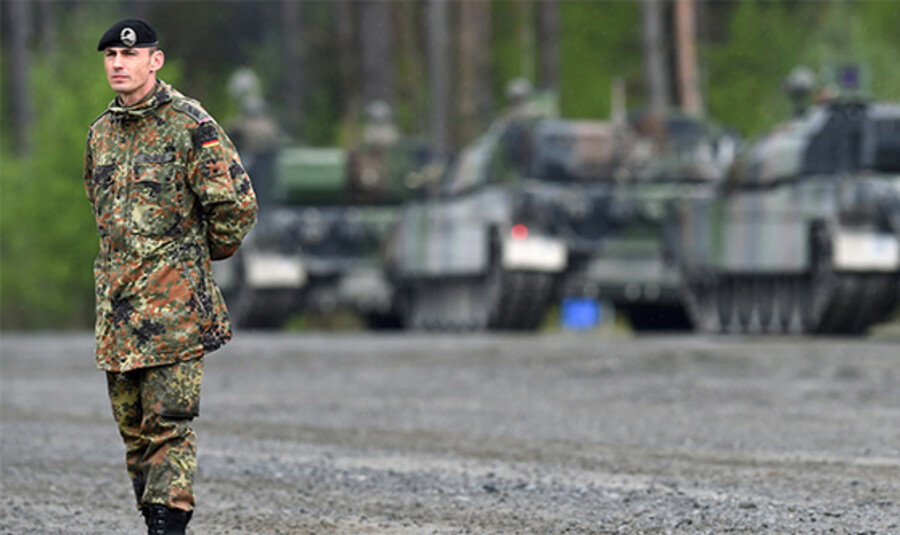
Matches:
[385,90,666,330]
[674,93,900,334]
[276,147,348,204]
[678,101,900,275]
[557,111,738,330]
[215,112,445,327]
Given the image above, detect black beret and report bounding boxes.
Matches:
[97,18,159,51]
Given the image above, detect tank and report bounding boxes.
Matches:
[213,146,349,329]
[384,91,639,331]
[559,110,738,330]
[215,85,442,329]
[673,68,900,335]
[215,138,441,329]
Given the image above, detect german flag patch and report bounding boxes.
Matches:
[202,139,220,149]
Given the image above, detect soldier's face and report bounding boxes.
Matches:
[104,47,164,105]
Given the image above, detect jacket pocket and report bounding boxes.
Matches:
[131,157,184,237]
[146,357,204,419]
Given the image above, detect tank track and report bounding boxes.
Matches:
[681,272,899,335]
[226,286,293,330]
[403,269,557,332]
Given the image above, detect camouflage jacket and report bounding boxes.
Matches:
[84,80,257,372]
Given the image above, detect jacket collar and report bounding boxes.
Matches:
[107,80,173,119]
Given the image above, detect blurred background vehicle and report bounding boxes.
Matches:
[559,103,739,331]
[214,70,442,328]
[673,65,900,335]
[383,83,572,331]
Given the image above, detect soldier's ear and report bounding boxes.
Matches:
[149,49,165,73]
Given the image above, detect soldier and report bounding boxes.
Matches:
[500,78,539,176]
[346,100,401,202]
[83,19,257,534]
[361,100,400,149]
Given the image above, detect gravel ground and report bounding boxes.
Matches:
[2,331,899,534]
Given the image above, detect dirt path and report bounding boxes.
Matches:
[2,333,899,534]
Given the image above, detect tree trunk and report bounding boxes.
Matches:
[395,2,427,133]
[458,0,492,142]
[282,0,303,137]
[335,0,360,122]
[36,0,56,57]
[359,1,394,105]
[675,0,702,115]
[426,0,451,155]
[9,0,34,157]
[537,0,559,93]
[640,0,671,117]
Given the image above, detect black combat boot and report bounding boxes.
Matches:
[146,505,192,535]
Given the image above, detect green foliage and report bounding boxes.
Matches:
[492,2,534,101]
[558,1,643,119]
[841,1,900,99]
[706,0,900,139]
[705,0,806,138]
[493,1,643,120]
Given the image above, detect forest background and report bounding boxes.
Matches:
[2,0,899,330]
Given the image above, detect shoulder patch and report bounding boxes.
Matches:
[173,99,212,125]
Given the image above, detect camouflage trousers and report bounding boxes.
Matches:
[106,357,203,512]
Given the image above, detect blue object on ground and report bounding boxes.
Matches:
[560,297,601,331]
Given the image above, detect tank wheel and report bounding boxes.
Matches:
[684,279,719,333]
[224,257,289,330]
[228,287,289,330]
[868,274,900,326]
[797,278,819,333]
[800,224,836,334]
[827,275,869,335]
[494,270,527,330]
[716,278,734,333]
[479,257,505,330]
[700,282,721,333]
[755,277,775,332]
[403,284,428,330]
[517,272,556,331]
[735,278,755,332]
[444,280,470,331]
[773,277,797,334]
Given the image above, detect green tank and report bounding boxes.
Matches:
[216,140,441,329]
[384,90,646,331]
[560,110,738,330]
[674,68,900,335]
[215,88,442,329]
[214,146,349,329]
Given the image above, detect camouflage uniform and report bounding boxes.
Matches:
[107,357,203,511]
[84,80,257,512]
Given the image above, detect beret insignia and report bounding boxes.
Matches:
[120,27,137,47]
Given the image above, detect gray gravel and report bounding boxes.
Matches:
[2,332,899,534]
